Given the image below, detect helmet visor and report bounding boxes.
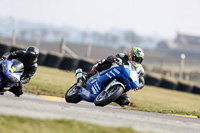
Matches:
[135,57,143,64]
[25,52,37,62]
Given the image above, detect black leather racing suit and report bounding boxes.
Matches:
[0,50,38,96]
[86,53,145,106]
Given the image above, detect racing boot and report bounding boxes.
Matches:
[75,68,87,88]
[76,68,83,88]
[76,76,87,88]
[78,71,95,88]
[114,93,130,107]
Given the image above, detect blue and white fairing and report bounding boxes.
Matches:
[78,61,139,102]
[0,59,23,87]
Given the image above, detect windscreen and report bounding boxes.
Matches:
[128,61,139,89]
[11,59,24,73]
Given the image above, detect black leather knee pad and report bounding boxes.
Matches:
[114,93,130,106]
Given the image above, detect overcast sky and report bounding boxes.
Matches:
[0,0,200,38]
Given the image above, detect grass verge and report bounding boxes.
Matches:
[25,66,200,118]
[126,86,200,118]
[0,115,139,133]
[25,66,76,97]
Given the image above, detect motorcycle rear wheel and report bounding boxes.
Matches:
[65,83,81,103]
[94,85,124,107]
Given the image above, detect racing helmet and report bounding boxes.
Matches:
[128,46,144,64]
[25,46,39,62]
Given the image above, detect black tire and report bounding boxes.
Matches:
[59,57,80,71]
[43,52,63,68]
[65,83,81,103]
[0,43,11,57]
[176,82,193,92]
[78,59,95,72]
[38,50,47,66]
[0,88,5,95]
[191,86,200,95]
[159,78,177,90]
[9,86,23,97]
[94,85,124,107]
[145,74,162,87]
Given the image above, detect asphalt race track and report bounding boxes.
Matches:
[0,92,200,133]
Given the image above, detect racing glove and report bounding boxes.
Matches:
[111,57,122,65]
[0,57,5,61]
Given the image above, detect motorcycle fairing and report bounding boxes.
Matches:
[0,59,23,88]
[78,62,139,102]
[3,60,21,82]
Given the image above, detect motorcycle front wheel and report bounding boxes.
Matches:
[94,85,124,107]
[65,83,81,103]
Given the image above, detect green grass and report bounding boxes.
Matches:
[25,66,200,118]
[25,66,76,97]
[126,86,200,118]
[0,115,139,133]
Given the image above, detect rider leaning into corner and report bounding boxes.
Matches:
[78,46,145,107]
[0,46,39,97]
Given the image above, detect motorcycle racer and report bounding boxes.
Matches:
[0,46,39,96]
[78,46,145,106]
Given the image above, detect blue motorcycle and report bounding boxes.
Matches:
[65,61,139,106]
[0,59,24,95]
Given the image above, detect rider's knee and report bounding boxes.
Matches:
[114,93,130,106]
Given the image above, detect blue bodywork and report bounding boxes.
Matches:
[0,59,23,88]
[78,61,139,102]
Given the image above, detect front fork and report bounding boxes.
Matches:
[76,68,83,87]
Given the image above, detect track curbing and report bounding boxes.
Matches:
[40,95,65,102]
[40,95,198,119]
